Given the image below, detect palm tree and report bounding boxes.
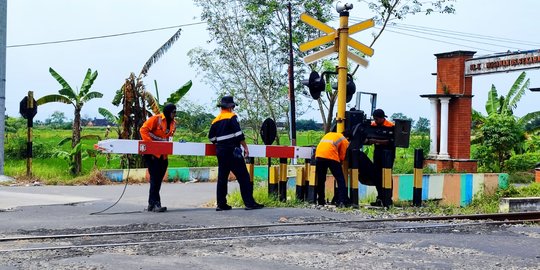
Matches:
[37,68,103,175]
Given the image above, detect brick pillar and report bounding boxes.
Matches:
[434,51,476,160]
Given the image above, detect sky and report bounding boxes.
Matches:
[5,0,540,123]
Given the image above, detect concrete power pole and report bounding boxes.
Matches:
[0,0,7,177]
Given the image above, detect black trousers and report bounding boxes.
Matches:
[216,147,256,207]
[315,157,348,205]
[145,155,168,207]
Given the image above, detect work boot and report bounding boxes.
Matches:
[245,202,264,210]
[370,199,383,207]
[216,204,232,211]
[152,203,167,212]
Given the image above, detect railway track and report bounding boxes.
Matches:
[1,211,538,253]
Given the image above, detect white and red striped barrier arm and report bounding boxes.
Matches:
[94,139,314,159]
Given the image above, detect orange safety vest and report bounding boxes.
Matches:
[140,113,176,158]
[315,132,350,162]
[371,119,394,127]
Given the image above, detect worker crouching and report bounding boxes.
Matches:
[315,130,352,207]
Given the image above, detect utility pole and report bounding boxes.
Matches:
[287,1,296,147]
[0,0,7,177]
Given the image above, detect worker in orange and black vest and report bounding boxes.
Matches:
[139,103,177,212]
[367,109,395,206]
[208,95,264,211]
[315,130,351,207]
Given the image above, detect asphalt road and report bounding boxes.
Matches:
[0,183,539,269]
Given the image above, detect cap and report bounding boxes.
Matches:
[373,109,387,118]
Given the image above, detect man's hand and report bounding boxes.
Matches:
[243,147,250,158]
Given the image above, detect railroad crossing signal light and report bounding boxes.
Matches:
[301,71,326,100]
[331,75,356,103]
[346,75,356,103]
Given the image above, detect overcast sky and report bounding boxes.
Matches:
[5,0,540,123]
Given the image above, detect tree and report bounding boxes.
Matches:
[471,71,540,172]
[475,114,524,172]
[390,112,413,122]
[296,119,320,131]
[37,68,103,175]
[101,79,192,140]
[414,117,430,134]
[44,111,67,129]
[189,0,335,144]
[175,99,215,166]
[107,28,184,168]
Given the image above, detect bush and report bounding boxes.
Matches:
[505,152,540,172]
[4,137,53,160]
[508,171,534,184]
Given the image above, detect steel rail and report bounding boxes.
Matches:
[0,219,537,253]
[1,211,538,243]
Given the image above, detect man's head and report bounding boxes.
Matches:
[163,103,177,121]
[218,95,237,109]
[372,108,386,125]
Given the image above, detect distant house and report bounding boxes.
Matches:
[85,118,114,127]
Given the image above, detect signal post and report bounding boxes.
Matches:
[299,2,374,205]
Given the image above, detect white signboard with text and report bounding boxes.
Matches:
[465,50,540,76]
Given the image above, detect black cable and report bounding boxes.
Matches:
[7,21,206,48]
[90,155,140,215]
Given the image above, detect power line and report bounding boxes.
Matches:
[8,15,540,54]
[347,16,540,53]
[379,27,499,53]
[7,21,206,48]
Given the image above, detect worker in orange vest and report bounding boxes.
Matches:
[368,109,395,206]
[315,130,351,207]
[139,103,177,212]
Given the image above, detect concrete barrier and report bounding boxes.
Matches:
[499,197,540,213]
[102,167,509,206]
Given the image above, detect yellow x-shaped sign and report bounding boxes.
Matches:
[299,13,374,65]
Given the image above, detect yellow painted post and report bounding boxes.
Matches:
[26,91,34,177]
[246,157,255,184]
[350,148,360,206]
[296,167,305,201]
[268,165,279,198]
[336,11,350,134]
[303,161,310,201]
[279,158,288,202]
[307,158,317,203]
[413,149,424,206]
[382,150,393,207]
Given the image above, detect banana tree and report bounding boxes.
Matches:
[54,135,102,174]
[473,72,540,137]
[471,72,540,171]
[37,68,103,175]
[111,28,185,168]
[99,79,191,139]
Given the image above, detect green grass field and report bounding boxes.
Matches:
[4,126,431,183]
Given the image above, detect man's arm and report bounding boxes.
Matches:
[240,140,249,157]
